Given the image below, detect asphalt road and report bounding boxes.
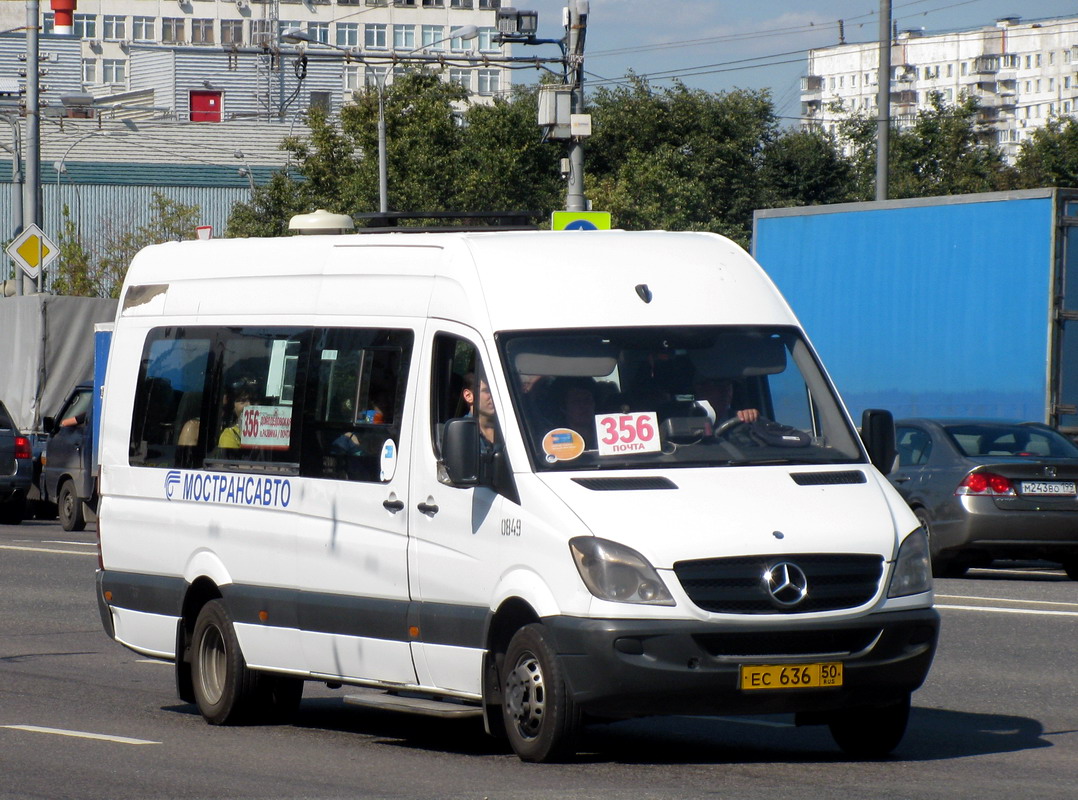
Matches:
[2,519,1076,800]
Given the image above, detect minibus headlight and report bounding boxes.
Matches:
[887,528,933,598]
[569,537,675,606]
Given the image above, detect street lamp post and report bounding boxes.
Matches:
[283,25,479,215]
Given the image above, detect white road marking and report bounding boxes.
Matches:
[42,540,95,547]
[1,725,160,745]
[0,544,95,556]
[937,593,1078,609]
[936,603,1078,618]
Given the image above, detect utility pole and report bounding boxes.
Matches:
[876,0,891,202]
[565,1,588,212]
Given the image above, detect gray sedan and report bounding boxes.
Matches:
[889,418,1078,579]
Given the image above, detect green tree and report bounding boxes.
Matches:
[1015,116,1078,188]
[586,77,779,246]
[758,128,856,208]
[835,92,1016,200]
[52,191,200,298]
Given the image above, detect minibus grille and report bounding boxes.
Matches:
[694,627,881,658]
[673,554,884,614]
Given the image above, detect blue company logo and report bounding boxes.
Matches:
[165,470,182,499]
[564,219,598,230]
[552,432,574,444]
[163,469,292,509]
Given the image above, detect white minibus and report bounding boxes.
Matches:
[95,230,938,762]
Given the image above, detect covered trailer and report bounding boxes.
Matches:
[753,188,1078,435]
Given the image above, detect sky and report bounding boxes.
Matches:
[516,0,1078,125]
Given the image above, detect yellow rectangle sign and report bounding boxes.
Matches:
[739,662,843,691]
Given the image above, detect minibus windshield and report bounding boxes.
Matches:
[499,326,864,471]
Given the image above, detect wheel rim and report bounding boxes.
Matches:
[196,624,227,706]
[505,651,546,741]
[60,491,73,523]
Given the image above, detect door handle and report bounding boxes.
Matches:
[382,498,405,512]
[417,501,440,516]
[892,476,911,483]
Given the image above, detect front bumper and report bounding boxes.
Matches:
[543,608,939,719]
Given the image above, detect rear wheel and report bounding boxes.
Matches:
[828,694,911,758]
[191,599,261,725]
[501,624,580,762]
[57,481,86,532]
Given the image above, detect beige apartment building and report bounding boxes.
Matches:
[801,14,1078,161]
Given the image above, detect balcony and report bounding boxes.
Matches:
[801,75,823,93]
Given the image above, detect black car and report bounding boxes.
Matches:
[0,399,33,524]
[890,418,1078,579]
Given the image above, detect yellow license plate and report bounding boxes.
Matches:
[739,662,843,691]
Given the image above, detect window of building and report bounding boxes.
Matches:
[278,20,302,40]
[422,25,445,49]
[162,18,184,44]
[451,0,474,7]
[1050,78,1055,91]
[449,68,470,90]
[337,23,360,47]
[344,65,363,91]
[1036,53,1042,67]
[423,0,445,5]
[478,27,498,52]
[221,19,243,45]
[192,19,214,45]
[393,24,415,50]
[478,0,499,8]
[366,65,388,87]
[1026,80,1032,93]
[1066,100,1073,113]
[395,0,417,6]
[82,58,96,85]
[946,63,953,77]
[1025,55,1032,68]
[1066,77,1072,89]
[1050,51,1055,65]
[308,22,330,44]
[132,16,154,42]
[961,62,968,76]
[364,24,386,49]
[451,30,475,51]
[102,58,126,84]
[1036,79,1042,92]
[103,15,126,41]
[251,19,274,47]
[74,13,96,39]
[310,92,332,113]
[477,68,499,95]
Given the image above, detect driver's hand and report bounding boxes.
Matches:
[737,408,760,423]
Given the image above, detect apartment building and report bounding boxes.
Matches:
[801,15,1078,161]
[0,0,511,119]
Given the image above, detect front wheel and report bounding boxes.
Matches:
[190,599,261,725]
[828,694,911,758]
[57,481,86,532]
[501,624,580,762]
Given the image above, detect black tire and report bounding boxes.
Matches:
[190,599,261,725]
[1061,558,1078,581]
[0,490,26,525]
[501,624,580,763]
[261,674,304,722]
[58,481,86,532]
[829,694,911,758]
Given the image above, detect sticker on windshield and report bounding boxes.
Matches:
[542,428,586,462]
[596,411,661,457]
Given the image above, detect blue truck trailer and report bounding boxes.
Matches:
[753,188,1078,435]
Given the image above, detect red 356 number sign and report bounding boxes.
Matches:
[595,411,661,457]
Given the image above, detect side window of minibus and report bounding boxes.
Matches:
[130,330,211,468]
[299,327,414,483]
[430,334,485,457]
[205,329,305,467]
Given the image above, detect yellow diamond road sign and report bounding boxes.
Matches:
[6,224,59,280]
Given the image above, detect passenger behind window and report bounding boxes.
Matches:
[216,377,258,452]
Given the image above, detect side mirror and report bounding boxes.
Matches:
[861,408,896,475]
[441,417,480,486]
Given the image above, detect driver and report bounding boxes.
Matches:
[693,377,759,427]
